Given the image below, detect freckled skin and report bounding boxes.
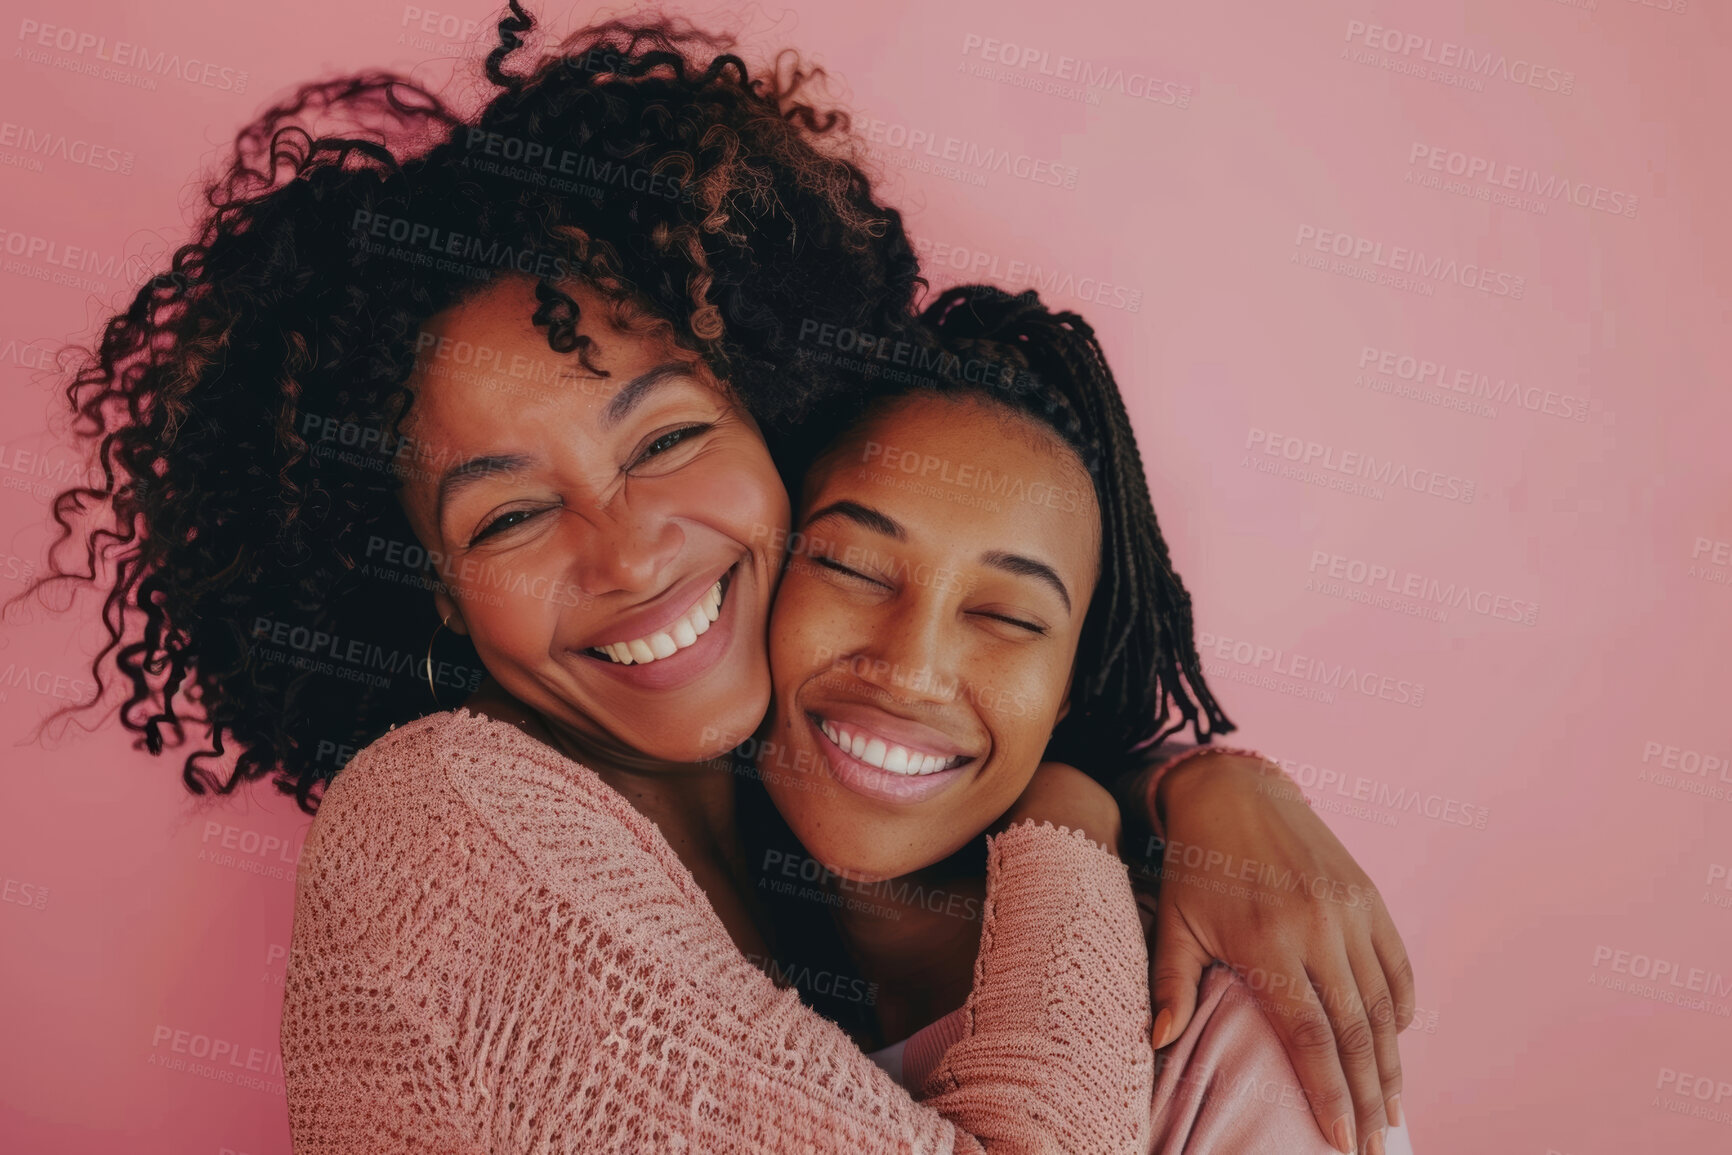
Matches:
[397,275,790,771]
[762,393,1102,882]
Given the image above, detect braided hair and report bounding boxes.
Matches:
[783,284,1234,778]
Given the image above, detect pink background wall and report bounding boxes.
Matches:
[2,1,1727,1151]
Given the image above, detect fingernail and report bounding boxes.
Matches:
[1366,1127,1387,1155]
[1387,1094,1403,1128]
[1151,1008,1174,1049]
[1330,1114,1355,1155]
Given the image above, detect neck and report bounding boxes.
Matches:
[459,680,767,954]
[539,709,743,872]
[826,857,987,1041]
[466,678,740,848]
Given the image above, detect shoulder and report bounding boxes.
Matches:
[307,709,487,859]
[298,709,698,939]
[314,707,625,841]
[292,712,492,949]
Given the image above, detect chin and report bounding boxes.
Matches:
[693,688,772,758]
[807,827,929,884]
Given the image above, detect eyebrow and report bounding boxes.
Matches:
[598,361,700,427]
[804,500,1073,613]
[432,361,699,525]
[435,453,535,527]
[980,550,1072,614]
[804,500,906,541]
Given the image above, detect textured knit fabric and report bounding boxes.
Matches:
[281,708,1155,1154]
[876,958,1419,1152]
[868,1007,970,1092]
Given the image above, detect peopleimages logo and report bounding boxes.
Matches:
[15,19,249,92]
[958,34,1192,108]
[1197,629,1426,708]
[1294,225,1526,299]
[0,120,133,174]
[0,227,152,292]
[1357,346,1587,422]
[349,211,571,281]
[911,237,1144,314]
[855,114,1079,189]
[1245,428,1477,505]
[1342,20,1574,95]
[1407,143,1638,219]
[1307,550,1539,626]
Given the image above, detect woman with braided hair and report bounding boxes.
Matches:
[24,5,1410,1150]
[752,283,1415,1154]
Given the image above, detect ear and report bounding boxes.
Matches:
[433,587,470,636]
[1055,667,1076,723]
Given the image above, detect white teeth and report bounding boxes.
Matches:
[591,579,724,666]
[818,719,958,777]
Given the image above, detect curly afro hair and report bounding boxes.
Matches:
[24,4,925,814]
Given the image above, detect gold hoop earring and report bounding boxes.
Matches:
[426,613,452,705]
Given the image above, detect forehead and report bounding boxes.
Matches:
[807,393,1100,559]
[403,277,707,444]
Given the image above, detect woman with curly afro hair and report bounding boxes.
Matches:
[25,4,1412,1151]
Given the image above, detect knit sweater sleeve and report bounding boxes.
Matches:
[281,712,1153,1155]
[919,820,1156,1152]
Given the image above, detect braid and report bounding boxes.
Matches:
[909,285,1235,776]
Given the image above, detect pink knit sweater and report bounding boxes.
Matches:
[281,708,1155,1153]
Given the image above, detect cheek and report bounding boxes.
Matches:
[769,566,869,686]
[976,651,1073,757]
[455,552,570,650]
[768,580,822,691]
[702,441,789,545]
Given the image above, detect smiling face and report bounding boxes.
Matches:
[396,275,789,766]
[761,392,1102,880]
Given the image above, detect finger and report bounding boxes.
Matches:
[1149,897,1209,1048]
[1253,967,1357,1154]
[1308,956,1388,1154]
[1349,944,1404,1136]
[1371,905,1417,1036]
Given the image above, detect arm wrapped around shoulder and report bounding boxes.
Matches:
[922,819,1156,1155]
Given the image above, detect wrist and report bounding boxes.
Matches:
[1151,748,1226,826]
[1152,749,1275,826]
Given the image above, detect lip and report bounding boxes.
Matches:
[808,710,975,806]
[581,563,734,650]
[571,563,741,692]
[810,702,974,761]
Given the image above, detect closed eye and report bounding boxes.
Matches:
[971,611,1048,635]
[815,556,891,589]
[470,506,550,546]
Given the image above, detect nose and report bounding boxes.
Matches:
[562,498,686,598]
[847,592,959,706]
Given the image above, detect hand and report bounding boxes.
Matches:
[1139,752,1414,1155]
[995,760,1123,856]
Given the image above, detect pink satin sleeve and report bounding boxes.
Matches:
[1148,964,1419,1153]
